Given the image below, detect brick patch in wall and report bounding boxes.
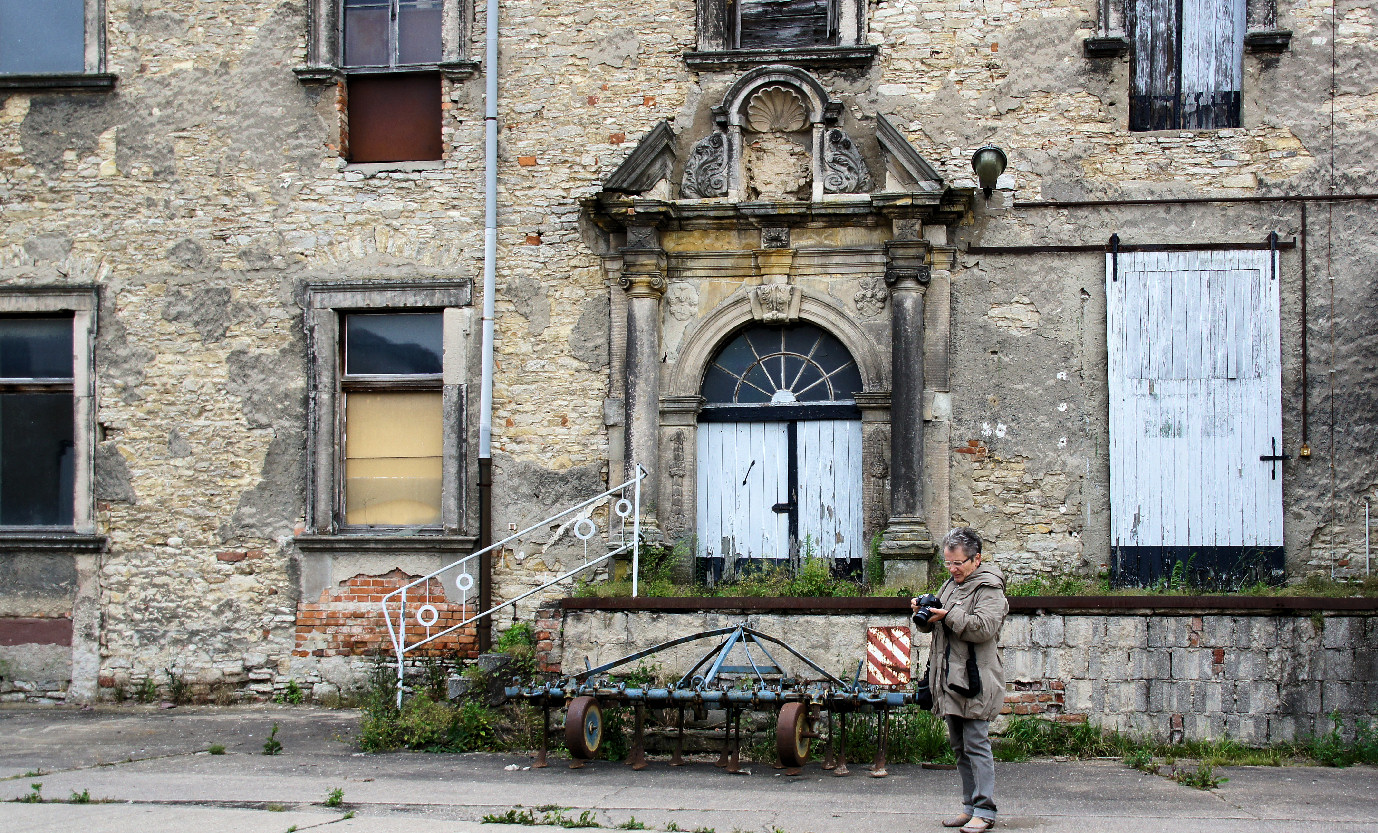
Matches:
[294,569,478,659]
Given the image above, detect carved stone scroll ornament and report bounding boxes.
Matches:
[749,283,802,325]
[823,128,874,194]
[681,131,730,199]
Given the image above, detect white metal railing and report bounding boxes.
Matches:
[379,466,645,706]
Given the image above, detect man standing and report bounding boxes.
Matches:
[912,527,1008,833]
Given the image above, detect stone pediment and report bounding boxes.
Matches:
[603,120,677,197]
[875,115,943,193]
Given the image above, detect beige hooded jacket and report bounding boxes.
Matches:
[915,561,1009,721]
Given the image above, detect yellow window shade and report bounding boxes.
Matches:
[344,391,443,525]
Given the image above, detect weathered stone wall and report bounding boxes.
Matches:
[0,0,1374,702]
[553,606,1378,743]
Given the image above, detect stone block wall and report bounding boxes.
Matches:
[551,603,1377,744]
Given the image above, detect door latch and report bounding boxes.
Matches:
[1259,437,1289,480]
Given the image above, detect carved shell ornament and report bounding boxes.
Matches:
[746,86,808,133]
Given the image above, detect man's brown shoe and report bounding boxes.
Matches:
[941,815,972,828]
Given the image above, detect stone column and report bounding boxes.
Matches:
[620,232,667,536]
[880,238,936,586]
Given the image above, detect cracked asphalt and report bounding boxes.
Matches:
[1,705,1375,833]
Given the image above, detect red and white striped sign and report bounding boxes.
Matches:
[866,626,912,686]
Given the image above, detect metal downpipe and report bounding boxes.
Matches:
[477,0,499,652]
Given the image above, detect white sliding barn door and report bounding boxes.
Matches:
[1107,250,1284,586]
[697,422,790,559]
[796,420,864,560]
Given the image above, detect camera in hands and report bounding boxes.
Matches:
[911,593,942,623]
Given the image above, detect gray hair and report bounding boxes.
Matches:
[942,527,983,560]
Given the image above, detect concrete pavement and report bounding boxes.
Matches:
[1,706,1375,833]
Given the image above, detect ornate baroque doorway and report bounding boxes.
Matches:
[695,323,865,575]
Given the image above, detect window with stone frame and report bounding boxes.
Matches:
[1129,0,1245,130]
[0,289,98,536]
[296,0,475,162]
[304,282,471,536]
[0,0,115,90]
[688,0,874,69]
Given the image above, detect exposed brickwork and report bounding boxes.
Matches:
[294,570,479,660]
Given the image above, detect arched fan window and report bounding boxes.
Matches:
[700,324,861,419]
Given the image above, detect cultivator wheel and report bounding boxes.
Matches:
[776,701,812,769]
[566,696,603,761]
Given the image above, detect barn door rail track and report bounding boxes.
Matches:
[380,466,646,707]
[507,623,915,775]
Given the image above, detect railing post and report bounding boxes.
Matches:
[396,587,407,709]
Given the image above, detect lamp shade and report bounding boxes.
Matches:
[971,145,1008,197]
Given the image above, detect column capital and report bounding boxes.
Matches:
[885,264,931,289]
[885,238,932,289]
[619,248,668,299]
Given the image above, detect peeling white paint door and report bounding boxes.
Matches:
[1107,250,1284,585]
[697,419,863,560]
[796,420,864,559]
[697,421,789,559]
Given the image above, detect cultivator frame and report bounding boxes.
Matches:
[505,623,917,776]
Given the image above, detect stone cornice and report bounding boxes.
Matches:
[584,192,971,235]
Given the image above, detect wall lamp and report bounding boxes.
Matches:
[971,145,1007,198]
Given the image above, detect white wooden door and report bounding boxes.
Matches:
[796,420,864,559]
[697,419,864,561]
[697,422,789,559]
[1107,250,1283,585]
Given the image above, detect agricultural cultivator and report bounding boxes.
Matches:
[505,624,918,775]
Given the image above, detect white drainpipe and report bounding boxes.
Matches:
[477,0,499,646]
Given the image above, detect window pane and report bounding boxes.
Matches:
[0,392,74,526]
[346,72,443,163]
[397,0,442,64]
[343,0,392,68]
[344,391,442,525]
[344,312,443,375]
[0,316,73,379]
[0,0,85,75]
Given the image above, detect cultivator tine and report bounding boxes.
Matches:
[715,707,731,768]
[726,709,742,774]
[534,704,550,768]
[670,706,685,766]
[629,704,648,770]
[822,710,836,770]
[833,712,849,776]
[870,708,889,778]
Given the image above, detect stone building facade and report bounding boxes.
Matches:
[0,0,1375,702]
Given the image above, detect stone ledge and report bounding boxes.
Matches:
[0,533,107,553]
[562,595,1378,614]
[0,73,118,92]
[683,45,879,71]
[1245,29,1293,53]
[294,534,479,555]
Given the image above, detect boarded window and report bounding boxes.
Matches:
[737,0,835,49]
[1129,0,1245,130]
[341,312,445,527]
[0,0,85,74]
[0,316,75,526]
[347,73,443,163]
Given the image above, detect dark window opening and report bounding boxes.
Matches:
[0,315,75,527]
[343,0,442,69]
[346,72,443,162]
[737,0,835,49]
[1129,0,1244,130]
[0,0,85,75]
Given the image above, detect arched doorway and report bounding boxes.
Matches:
[696,323,865,575]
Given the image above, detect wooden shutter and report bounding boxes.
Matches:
[737,0,833,49]
[1107,250,1284,587]
[1129,0,1243,130]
